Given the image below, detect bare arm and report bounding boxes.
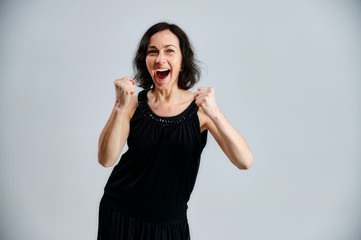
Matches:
[98,104,130,167]
[98,77,136,167]
[196,87,254,169]
[200,109,253,169]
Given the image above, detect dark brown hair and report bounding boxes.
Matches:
[133,22,200,90]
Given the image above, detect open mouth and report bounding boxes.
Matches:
[156,69,170,80]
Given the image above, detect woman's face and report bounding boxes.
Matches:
[145,29,182,90]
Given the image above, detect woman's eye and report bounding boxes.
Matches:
[147,50,157,54]
[166,49,174,53]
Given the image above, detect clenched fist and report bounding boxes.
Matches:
[194,87,220,119]
[114,77,135,108]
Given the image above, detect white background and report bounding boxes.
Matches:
[1,0,360,239]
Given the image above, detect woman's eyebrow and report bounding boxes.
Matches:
[148,45,177,49]
[165,44,177,48]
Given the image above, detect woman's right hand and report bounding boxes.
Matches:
[114,77,135,109]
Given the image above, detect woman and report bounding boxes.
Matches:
[97,22,253,240]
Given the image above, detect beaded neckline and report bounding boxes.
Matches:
[138,89,198,127]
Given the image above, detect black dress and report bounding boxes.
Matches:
[98,89,208,240]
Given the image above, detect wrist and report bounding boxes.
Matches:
[209,107,223,122]
[114,102,127,113]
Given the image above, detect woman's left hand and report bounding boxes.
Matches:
[194,87,220,119]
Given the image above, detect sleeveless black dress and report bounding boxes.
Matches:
[98,89,208,240]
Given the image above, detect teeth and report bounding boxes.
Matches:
[156,69,170,72]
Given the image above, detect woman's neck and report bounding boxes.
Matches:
[150,86,185,105]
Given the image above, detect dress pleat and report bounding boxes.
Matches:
[97,200,190,240]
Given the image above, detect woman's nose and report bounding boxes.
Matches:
[156,52,165,63]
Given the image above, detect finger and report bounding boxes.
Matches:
[198,87,214,94]
[197,87,211,92]
[194,99,204,108]
[194,92,208,100]
[194,88,207,95]
[123,85,134,94]
[114,77,133,84]
[128,86,135,95]
[194,92,210,99]
[116,80,134,90]
[197,87,207,91]
[195,96,209,104]
[196,89,209,95]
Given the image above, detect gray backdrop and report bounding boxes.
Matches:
[1,0,360,239]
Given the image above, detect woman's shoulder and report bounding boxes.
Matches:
[183,89,195,98]
[179,90,195,106]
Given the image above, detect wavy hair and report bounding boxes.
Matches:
[133,22,200,90]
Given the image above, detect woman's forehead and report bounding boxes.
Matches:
[148,29,180,48]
